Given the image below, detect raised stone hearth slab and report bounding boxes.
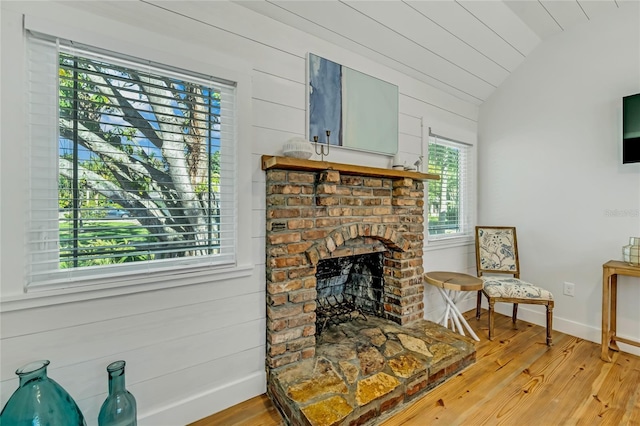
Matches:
[268,317,476,426]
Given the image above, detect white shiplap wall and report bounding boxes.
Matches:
[0,1,478,424]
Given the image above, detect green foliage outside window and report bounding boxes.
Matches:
[57,52,223,269]
[428,141,461,236]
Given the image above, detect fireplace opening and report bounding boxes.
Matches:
[315,252,385,334]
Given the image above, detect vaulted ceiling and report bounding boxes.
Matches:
[234,0,634,105]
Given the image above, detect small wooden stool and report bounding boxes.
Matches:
[424,271,483,341]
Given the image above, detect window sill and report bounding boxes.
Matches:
[424,236,474,251]
[0,263,255,312]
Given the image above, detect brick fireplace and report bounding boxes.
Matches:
[263,156,475,425]
[265,161,427,369]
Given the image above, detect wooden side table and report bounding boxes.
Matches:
[601,260,640,362]
[424,271,483,341]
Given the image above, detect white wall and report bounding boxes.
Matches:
[0,1,478,424]
[478,4,640,355]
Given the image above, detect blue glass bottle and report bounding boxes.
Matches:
[0,359,86,425]
[98,360,137,426]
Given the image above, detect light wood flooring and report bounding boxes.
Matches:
[191,310,640,425]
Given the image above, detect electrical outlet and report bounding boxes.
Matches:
[563,282,575,297]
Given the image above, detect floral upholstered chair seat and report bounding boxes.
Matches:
[481,276,553,301]
[475,226,554,346]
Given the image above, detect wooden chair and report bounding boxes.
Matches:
[474,226,554,346]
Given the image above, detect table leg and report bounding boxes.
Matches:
[442,304,460,333]
[438,290,453,329]
[448,290,468,336]
[450,304,466,336]
[438,288,480,341]
[610,274,620,353]
[445,290,465,335]
[601,269,612,362]
[442,303,450,328]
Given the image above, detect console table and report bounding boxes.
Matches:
[601,260,640,362]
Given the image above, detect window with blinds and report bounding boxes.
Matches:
[26,32,237,287]
[427,133,471,241]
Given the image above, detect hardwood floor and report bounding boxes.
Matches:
[191,311,640,425]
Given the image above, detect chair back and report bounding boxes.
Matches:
[475,226,520,278]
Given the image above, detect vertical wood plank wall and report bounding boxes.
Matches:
[0,1,478,425]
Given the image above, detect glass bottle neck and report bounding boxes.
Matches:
[107,361,127,394]
[17,360,49,387]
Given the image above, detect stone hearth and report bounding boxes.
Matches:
[262,157,475,425]
[268,317,475,426]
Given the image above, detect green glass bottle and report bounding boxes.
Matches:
[98,360,137,426]
[0,360,86,425]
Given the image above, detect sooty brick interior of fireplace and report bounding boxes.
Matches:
[315,253,385,333]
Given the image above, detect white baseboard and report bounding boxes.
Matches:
[139,370,266,426]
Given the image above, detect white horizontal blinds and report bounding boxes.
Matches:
[217,85,237,258]
[27,32,237,286]
[27,35,61,282]
[427,132,470,240]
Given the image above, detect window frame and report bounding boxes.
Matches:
[27,33,240,288]
[0,16,254,304]
[425,129,475,247]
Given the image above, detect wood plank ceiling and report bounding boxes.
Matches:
[233,0,631,105]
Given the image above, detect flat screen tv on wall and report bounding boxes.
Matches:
[623,93,640,163]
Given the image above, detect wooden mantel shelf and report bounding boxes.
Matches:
[261,155,440,181]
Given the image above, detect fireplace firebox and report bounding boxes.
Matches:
[315,252,385,333]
